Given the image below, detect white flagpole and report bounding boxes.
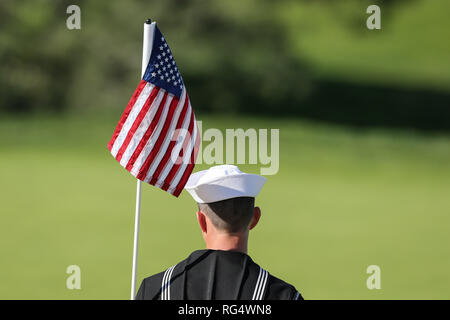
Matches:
[130,179,142,300]
[130,18,155,300]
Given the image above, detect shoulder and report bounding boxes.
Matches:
[135,270,166,300]
[135,258,189,300]
[265,272,304,300]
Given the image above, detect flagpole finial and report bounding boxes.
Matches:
[145,18,152,24]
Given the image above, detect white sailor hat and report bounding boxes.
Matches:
[184,165,266,204]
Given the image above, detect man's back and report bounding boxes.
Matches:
[136,249,302,300]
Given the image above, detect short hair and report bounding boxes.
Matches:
[198,197,255,233]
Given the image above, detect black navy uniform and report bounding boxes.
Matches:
[136,249,303,300]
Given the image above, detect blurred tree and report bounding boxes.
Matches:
[0,0,449,130]
[0,0,311,114]
[0,0,85,113]
[65,0,312,116]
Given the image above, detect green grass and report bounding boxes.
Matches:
[0,113,449,299]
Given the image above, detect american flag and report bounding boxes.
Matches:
[108,24,200,197]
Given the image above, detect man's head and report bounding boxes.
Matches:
[195,197,261,251]
[184,165,266,252]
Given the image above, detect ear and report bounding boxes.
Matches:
[196,211,208,233]
[249,206,261,230]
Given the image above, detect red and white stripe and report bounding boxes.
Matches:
[107,82,199,197]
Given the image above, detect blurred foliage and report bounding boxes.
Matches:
[0,0,449,130]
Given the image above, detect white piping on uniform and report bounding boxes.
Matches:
[252,268,263,300]
[167,265,176,300]
[257,269,268,300]
[252,268,268,300]
[161,265,176,300]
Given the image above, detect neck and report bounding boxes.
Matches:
[205,232,248,254]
